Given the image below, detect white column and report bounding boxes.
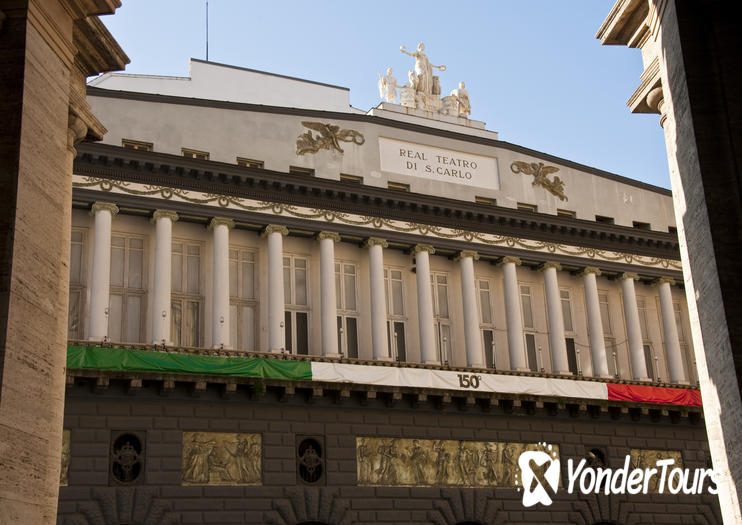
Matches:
[414,244,438,364]
[541,261,570,374]
[87,202,118,341]
[656,277,687,384]
[499,256,528,371]
[365,238,389,360]
[581,266,610,377]
[263,224,288,352]
[318,231,341,357]
[210,218,234,349]
[457,250,484,368]
[620,272,649,380]
[151,210,178,345]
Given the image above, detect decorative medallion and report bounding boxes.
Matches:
[296,121,365,155]
[630,449,684,493]
[356,437,559,488]
[110,431,145,485]
[181,432,261,486]
[511,161,568,201]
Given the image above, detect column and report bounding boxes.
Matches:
[210,218,234,348]
[620,272,649,380]
[457,250,484,368]
[580,266,610,377]
[655,277,687,384]
[318,231,341,357]
[263,225,288,352]
[88,202,119,340]
[541,262,570,374]
[414,244,437,364]
[365,238,389,360]
[499,256,528,371]
[151,210,178,344]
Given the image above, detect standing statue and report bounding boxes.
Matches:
[450,81,471,117]
[378,68,399,103]
[400,42,446,96]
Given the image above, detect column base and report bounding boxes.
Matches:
[599,374,615,379]
[375,356,394,362]
[556,370,573,376]
[514,367,532,372]
[635,377,652,382]
[323,352,341,359]
[424,359,441,366]
[212,344,233,350]
[672,379,691,385]
[152,340,174,347]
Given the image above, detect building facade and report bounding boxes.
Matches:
[58,59,720,524]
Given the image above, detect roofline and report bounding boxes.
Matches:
[86,86,672,196]
[189,58,350,91]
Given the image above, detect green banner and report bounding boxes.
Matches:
[67,345,312,381]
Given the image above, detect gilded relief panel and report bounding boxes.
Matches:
[181,432,261,486]
[356,437,559,487]
[60,429,70,486]
[630,449,684,493]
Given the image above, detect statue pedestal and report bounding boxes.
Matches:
[370,103,496,140]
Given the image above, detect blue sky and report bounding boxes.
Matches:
[100,0,670,188]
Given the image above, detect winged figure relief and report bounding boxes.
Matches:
[510,161,568,201]
[296,121,365,156]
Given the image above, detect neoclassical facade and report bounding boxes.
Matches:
[58,59,720,524]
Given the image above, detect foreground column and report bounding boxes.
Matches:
[210,218,234,348]
[263,225,288,352]
[541,261,570,374]
[581,266,610,377]
[151,210,178,344]
[499,256,528,371]
[656,277,687,384]
[620,272,649,380]
[365,238,389,360]
[88,202,119,340]
[414,244,437,364]
[319,231,341,357]
[457,250,484,367]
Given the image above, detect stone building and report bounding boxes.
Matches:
[58,58,720,524]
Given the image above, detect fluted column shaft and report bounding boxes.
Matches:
[152,210,178,344]
[458,250,484,367]
[582,267,609,377]
[319,232,341,357]
[210,218,234,348]
[264,225,288,352]
[657,278,687,383]
[621,273,649,380]
[366,238,389,360]
[542,262,570,374]
[88,202,119,340]
[501,257,527,371]
[415,245,437,364]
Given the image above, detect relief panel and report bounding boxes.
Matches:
[181,432,262,486]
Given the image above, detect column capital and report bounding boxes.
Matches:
[413,244,436,255]
[364,237,388,248]
[454,250,480,262]
[90,202,119,217]
[208,217,235,231]
[262,224,289,237]
[151,209,179,223]
[619,272,639,281]
[652,276,677,287]
[317,231,341,243]
[497,256,521,267]
[538,261,562,272]
[578,266,602,277]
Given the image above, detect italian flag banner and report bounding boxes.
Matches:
[67,346,701,407]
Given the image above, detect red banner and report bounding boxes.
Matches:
[607,384,702,406]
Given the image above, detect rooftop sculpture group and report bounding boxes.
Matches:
[378,42,471,118]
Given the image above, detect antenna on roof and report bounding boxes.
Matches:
[205,1,209,61]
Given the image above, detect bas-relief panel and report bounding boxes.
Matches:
[356,437,559,487]
[60,429,70,486]
[181,432,261,486]
[630,448,684,493]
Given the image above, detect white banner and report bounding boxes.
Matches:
[311,362,608,400]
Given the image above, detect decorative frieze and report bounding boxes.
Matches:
[630,449,684,493]
[181,432,262,486]
[511,161,568,201]
[296,121,365,155]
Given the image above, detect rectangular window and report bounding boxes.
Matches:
[384,268,406,361]
[68,229,85,339]
[431,272,452,364]
[289,166,314,176]
[598,293,612,335]
[520,285,534,329]
[229,248,258,351]
[560,289,574,332]
[644,344,656,381]
[478,280,493,325]
[122,138,153,151]
[595,215,614,225]
[336,262,358,358]
[557,209,576,218]
[387,181,410,192]
[171,241,202,346]
[236,157,264,169]
[284,255,309,354]
[387,320,407,362]
[339,173,363,184]
[565,337,578,374]
[633,221,651,230]
[182,147,209,160]
[673,303,685,342]
[604,337,617,376]
[109,234,146,343]
[636,298,650,341]
[525,333,538,372]
[482,329,495,369]
[517,202,537,213]
[475,196,496,206]
[478,279,496,369]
